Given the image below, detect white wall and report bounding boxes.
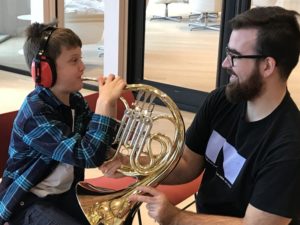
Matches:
[277,0,300,11]
[103,0,128,78]
[54,0,128,79]
[30,0,56,24]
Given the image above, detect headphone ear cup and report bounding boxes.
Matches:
[31,55,57,88]
[31,57,41,85]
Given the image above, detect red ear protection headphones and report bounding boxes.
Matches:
[31,27,57,88]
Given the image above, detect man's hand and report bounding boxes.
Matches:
[128,186,181,225]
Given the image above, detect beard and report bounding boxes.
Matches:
[225,66,264,104]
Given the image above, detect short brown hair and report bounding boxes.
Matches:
[23,22,82,70]
[230,6,300,80]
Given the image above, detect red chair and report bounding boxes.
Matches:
[85,174,202,206]
[0,110,18,177]
[84,174,202,225]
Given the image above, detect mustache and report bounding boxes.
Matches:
[226,68,236,76]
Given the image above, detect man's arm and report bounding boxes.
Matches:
[243,204,291,225]
[162,145,205,184]
[100,145,205,184]
[128,186,292,225]
[173,204,291,225]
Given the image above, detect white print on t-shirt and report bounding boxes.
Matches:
[205,130,246,187]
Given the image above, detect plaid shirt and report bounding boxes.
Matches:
[0,86,118,223]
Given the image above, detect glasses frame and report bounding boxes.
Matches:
[225,47,266,67]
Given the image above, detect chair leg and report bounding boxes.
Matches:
[137,208,143,225]
[97,46,104,57]
[150,3,182,22]
[181,200,196,210]
[188,12,220,31]
[180,193,197,211]
[165,3,169,17]
[123,207,143,225]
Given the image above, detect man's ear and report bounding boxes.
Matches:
[262,56,277,78]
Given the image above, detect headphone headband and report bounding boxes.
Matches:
[38,27,57,56]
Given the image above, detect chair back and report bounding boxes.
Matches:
[189,0,222,13]
[153,0,184,4]
[0,110,18,177]
[251,0,277,7]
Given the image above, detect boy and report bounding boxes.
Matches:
[0,22,126,224]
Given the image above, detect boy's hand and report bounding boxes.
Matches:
[95,74,126,118]
[99,152,129,178]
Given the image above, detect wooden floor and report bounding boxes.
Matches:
[145,21,219,92]
[144,2,219,93]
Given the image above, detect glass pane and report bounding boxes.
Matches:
[144,0,222,93]
[64,0,104,81]
[251,0,300,106]
[0,0,30,71]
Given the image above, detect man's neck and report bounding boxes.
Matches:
[246,83,287,122]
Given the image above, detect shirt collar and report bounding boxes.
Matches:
[35,86,84,110]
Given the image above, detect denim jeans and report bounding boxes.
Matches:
[8,189,90,225]
[9,202,83,225]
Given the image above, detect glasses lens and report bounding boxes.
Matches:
[226,48,234,67]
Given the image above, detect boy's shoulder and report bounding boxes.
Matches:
[19,86,61,116]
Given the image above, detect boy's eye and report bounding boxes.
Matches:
[70,57,80,63]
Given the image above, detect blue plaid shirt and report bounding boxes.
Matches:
[0,86,118,223]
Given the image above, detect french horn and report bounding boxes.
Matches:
[77,77,185,225]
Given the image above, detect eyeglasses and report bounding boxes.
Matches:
[225,47,266,67]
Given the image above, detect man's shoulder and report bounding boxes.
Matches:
[274,93,300,130]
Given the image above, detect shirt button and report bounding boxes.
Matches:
[20,201,24,206]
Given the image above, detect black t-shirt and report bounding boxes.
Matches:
[186,87,300,223]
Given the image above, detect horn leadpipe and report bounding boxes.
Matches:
[81,76,98,82]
